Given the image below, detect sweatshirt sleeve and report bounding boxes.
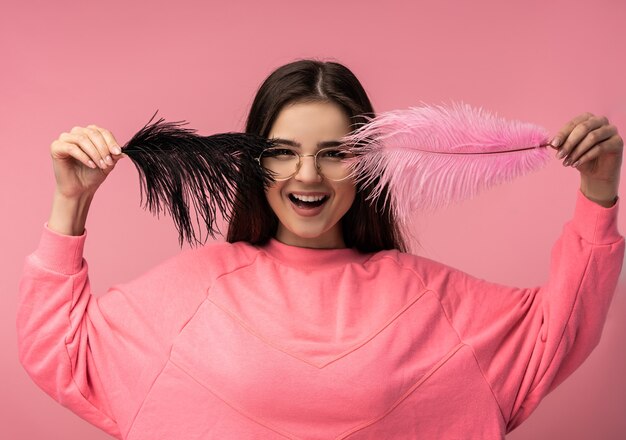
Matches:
[16,222,213,438]
[16,223,121,438]
[436,188,624,432]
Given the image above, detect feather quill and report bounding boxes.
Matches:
[341,101,552,223]
[120,111,276,248]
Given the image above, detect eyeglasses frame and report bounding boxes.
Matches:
[255,145,356,182]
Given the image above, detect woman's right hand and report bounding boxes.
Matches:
[50,125,126,199]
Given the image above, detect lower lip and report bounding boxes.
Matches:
[289,197,328,217]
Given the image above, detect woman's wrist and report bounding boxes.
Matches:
[579,176,619,208]
[47,190,95,236]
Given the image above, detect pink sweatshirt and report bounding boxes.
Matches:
[17,189,624,440]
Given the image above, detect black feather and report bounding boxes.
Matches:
[120,110,276,248]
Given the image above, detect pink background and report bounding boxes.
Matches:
[2,0,625,438]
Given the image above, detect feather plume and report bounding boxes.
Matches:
[341,101,552,223]
[120,110,276,248]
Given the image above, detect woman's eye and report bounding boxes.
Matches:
[270,148,297,158]
[321,149,354,159]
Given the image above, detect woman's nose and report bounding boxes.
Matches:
[294,155,323,182]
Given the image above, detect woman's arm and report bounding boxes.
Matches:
[17,125,127,436]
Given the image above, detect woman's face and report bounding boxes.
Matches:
[265,101,357,249]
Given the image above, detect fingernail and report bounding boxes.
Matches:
[551,137,562,148]
[112,146,122,154]
[105,155,113,165]
[557,150,566,159]
[572,161,580,168]
[563,159,570,166]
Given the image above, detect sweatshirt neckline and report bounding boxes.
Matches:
[258,237,372,270]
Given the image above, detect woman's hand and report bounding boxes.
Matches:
[51,125,126,199]
[549,112,623,206]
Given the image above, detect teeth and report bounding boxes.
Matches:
[292,194,326,202]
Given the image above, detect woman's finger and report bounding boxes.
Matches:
[563,123,617,166]
[61,131,107,169]
[556,115,607,161]
[52,139,98,169]
[550,112,593,148]
[571,135,619,169]
[87,124,122,155]
[84,126,114,167]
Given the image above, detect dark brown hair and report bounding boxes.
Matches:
[226,59,407,253]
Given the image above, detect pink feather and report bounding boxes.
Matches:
[341,101,552,223]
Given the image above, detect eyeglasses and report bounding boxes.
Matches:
[255,146,357,181]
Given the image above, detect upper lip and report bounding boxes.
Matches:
[289,192,330,197]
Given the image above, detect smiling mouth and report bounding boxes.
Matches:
[288,194,329,208]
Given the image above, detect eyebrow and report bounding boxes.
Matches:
[271,138,344,148]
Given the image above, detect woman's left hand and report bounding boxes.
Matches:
[549,112,623,205]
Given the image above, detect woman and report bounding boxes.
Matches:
[17,59,624,439]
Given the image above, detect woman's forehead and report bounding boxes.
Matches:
[269,102,351,138]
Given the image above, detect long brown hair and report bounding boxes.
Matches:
[226,59,407,253]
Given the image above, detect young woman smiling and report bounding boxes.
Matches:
[17,59,624,439]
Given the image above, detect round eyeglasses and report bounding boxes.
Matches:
[255,146,357,181]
